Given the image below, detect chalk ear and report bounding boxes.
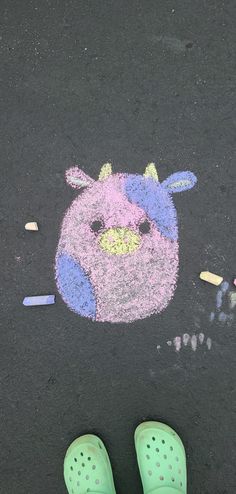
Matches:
[99,162,112,180]
[162,171,197,193]
[65,167,94,189]
[144,163,159,181]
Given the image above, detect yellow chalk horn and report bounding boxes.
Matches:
[99,162,112,180]
[144,163,159,181]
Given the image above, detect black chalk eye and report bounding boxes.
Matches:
[91,220,104,233]
[139,220,151,234]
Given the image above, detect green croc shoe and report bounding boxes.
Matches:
[135,422,187,494]
[64,434,116,494]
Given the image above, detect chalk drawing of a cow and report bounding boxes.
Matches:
[55,163,197,323]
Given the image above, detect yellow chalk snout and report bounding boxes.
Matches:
[99,227,141,255]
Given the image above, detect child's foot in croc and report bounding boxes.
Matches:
[64,434,116,494]
[135,421,187,494]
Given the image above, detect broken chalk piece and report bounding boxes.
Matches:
[234,279,236,287]
[25,222,38,231]
[23,295,55,306]
[200,271,223,286]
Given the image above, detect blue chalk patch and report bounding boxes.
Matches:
[209,312,215,322]
[125,175,178,240]
[220,281,229,293]
[218,311,228,323]
[56,252,96,319]
[23,295,55,306]
[216,290,223,310]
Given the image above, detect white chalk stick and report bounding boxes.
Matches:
[25,222,38,231]
[200,271,223,286]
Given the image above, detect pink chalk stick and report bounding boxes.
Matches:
[234,278,236,286]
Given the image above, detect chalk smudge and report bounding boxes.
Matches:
[55,163,197,323]
[174,336,181,352]
[229,291,236,310]
[216,290,223,310]
[191,334,198,351]
[209,312,215,322]
[219,311,234,323]
[165,333,212,352]
[221,281,229,293]
[199,333,205,344]
[210,280,234,325]
[218,311,228,323]
[206,337,212,350]
[183,333,190,346]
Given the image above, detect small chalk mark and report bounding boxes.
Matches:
[206,337,212,350]
[183,333,190,346]
[199,333,205,344]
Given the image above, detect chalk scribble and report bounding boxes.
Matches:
[55,163,197,323]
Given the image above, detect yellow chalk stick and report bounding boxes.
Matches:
[25,222,38,231]
[200,271,223,286]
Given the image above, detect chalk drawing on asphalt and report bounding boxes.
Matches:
[55,163,197,323]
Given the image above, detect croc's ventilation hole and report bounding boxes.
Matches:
[80,452,84,456]
[82,463,85,467]
[95,479,100,485]
[160,476,164,481]
[168,465,172,470]
[170,446,173,451]
[161,440,165,444]
[152,436,156,441]
[175,457,179,462]
[163,454,167,459]
[70,466,73,471]
[92,465,96,470]
[74,458,77,462]
[155,448,159,452]
[146,455,150,459]
[98,443,102,449]
[88,457,91,461]
[171,477,175,482]
[147,444,150,449]
[78,471,81,476]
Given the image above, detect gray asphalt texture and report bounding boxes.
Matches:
[1,1,236,493]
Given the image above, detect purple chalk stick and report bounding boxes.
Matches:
[23,295,55,306]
